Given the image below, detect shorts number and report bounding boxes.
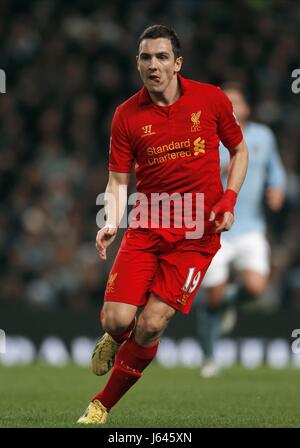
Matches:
[182,267,201,293]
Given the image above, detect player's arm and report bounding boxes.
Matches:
[96,104,133,260]
[226,138,249,194]
[96,171,130,260]
[210,138,248,232]
[210,87,249,233]
[264,131,286,211]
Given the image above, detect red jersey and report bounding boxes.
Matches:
[109,74,243,234]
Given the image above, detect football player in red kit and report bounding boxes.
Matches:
[78,25,248,424]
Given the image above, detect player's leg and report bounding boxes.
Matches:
[239,270,268,299]
[135,293,176,345]
[78,229,161,424]
[91,228,160,377]
[91,301,137,376]
[231,232,270,304]
[204,283,227,308]
[91,295,175,394]
[79,231,220,423]
[196,239,233,377]
[87,230,220,423]
[197,283,228,377]
[101,301,138,336]
[198,233,270,378]
[79,301,139,425]
[79,301,141,425]
[89,293,176,415]
[78,231,220,424]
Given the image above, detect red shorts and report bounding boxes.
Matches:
[104,228,221,314]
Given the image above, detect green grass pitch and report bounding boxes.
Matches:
[0,363,299,428]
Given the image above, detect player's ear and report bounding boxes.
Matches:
[174,56,183,73]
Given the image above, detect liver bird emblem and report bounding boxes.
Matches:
[191,111,201,125]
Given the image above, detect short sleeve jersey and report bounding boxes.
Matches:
[109,74,243,233]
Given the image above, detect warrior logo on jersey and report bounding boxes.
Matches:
[141,124,156,137]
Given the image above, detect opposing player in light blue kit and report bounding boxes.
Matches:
[197,83,286,377]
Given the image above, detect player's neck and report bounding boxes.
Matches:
[148,76,181,106]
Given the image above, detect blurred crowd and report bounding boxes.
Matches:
[0,0,299,310]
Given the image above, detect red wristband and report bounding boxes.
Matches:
[212,189,237,216]
[223,189,237,213]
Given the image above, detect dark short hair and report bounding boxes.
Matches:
[138,25,181,59]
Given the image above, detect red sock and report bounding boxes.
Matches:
[93,334,158,410]
[100,309,136,343]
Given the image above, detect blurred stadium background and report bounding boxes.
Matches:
[0,0,300,373]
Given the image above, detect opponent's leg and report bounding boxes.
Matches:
[197,283,227,377]
[232,233,270,305]
[240,270,268,299]
[199,273,268,378]
[196,240,231,377]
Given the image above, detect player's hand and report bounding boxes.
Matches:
[96,225,118,260]
[209,189,237,233]
[265,187,285,212]
[209,210,234,233]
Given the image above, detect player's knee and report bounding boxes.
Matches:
[246,282,266,298]
[206,295,223,309]
[136,315,165,341]
[206,286,225,308]
[101,309,133,335]
[244,277,268,298]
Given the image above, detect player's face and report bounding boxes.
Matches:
[225,90,250,124]
[137,38,182,93]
